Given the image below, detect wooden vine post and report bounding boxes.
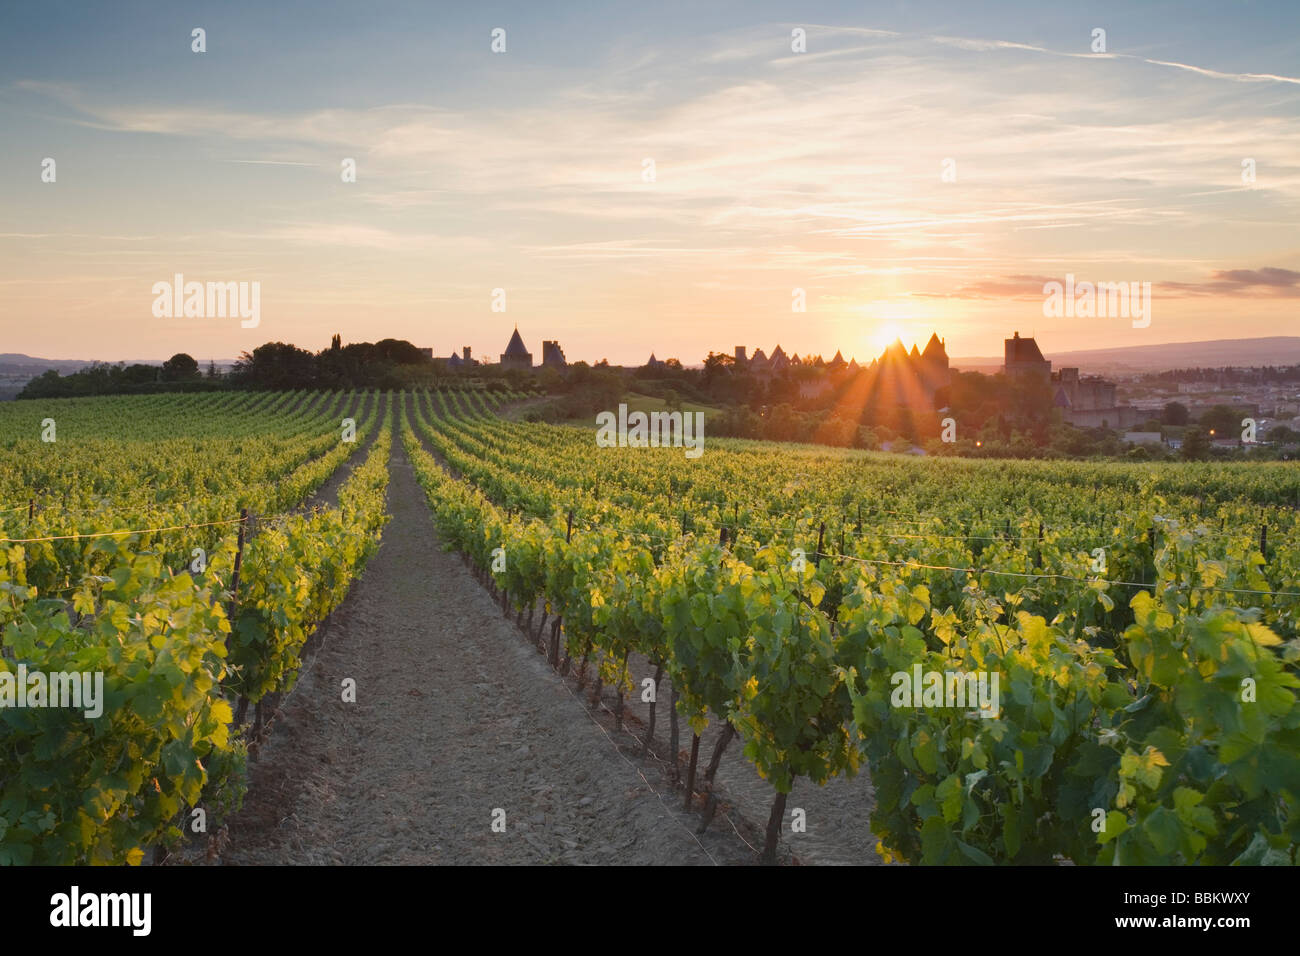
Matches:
[686,523,732,807]
[228,507,250,725]
[550,509,574,668]
[683,733,701,809]
[641,663,663,758]
[762,791,789,864]
[227,508,249,648]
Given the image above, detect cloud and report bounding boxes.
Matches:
[912,275,1060,300]
[1214,267,1300,287]
[801,25,1300,85]
[916,268,1300,302]
[1136,57,1300,86]
[224,159,321,167]
[7,17,1300,359]
[1160,267,1300,298]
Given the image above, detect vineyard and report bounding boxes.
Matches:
[1,388,1297,865]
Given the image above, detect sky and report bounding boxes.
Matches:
[1,0,1297,365]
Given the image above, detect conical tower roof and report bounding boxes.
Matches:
[922,332,947,361]
[503,326,529,358]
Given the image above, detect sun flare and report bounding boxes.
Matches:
[871,322,905,353]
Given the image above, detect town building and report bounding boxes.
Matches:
[436,346,477,369]
[1052,366,1141,429]
[1001,333,1142,429]
[541,340,567,369]
[437,331,564,372]
[859,334,950,409]
[500,327,533,370]
[727,333,950,409]
[799,378,833,399]
[1004,332,1052,381]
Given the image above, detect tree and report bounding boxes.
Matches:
[703,352,735,377]
[206,359,218,379]
[1181,426,1210,461]
[16,369,68,399]
[162,353,200,381]
[702,352,743,403]
[1162,401,1189,426]
[371,338,427,365]
[232,342,317,389]
[1199,404,1239,438]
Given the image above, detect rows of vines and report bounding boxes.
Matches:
[404,388,1298,865]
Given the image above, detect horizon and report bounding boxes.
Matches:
[2,1,1298,364]
[11,329,1300,369]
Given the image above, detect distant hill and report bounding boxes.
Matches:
[0,355,106,399]
[0,354,238,374]
[951,337,1300,375]
[0,354,109,375]
[0,354,236,400]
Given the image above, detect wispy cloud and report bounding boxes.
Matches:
[1160,267,1300,297]
[3,12,1298,359]
[224,159,321,167]
[803,25,1300,85]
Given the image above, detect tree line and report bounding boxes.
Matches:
[17,336,485,398]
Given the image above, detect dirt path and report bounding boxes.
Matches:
[590,647,887,866]
[220,432,760,865]
[403,399,885,865]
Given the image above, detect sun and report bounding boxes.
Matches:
[871,322,904,353]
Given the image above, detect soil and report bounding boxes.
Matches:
[215,432,767,865]
[586,646,887,866]
[199,395,885,866]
